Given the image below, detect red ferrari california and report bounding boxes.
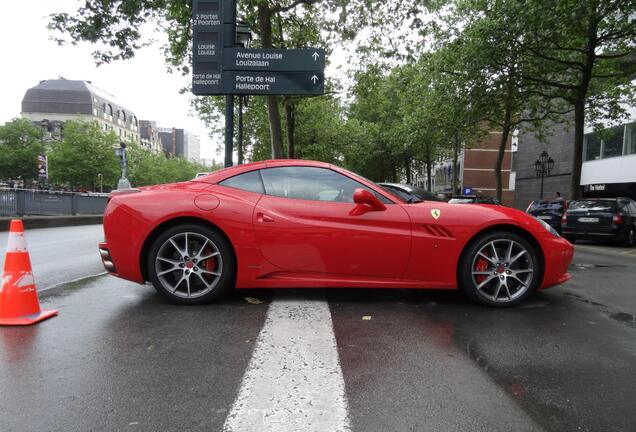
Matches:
[99,159,573,306]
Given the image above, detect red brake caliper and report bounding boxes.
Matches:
[204,247,217,273]
[475,257,488,283]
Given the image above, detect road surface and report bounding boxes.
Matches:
[1,232,635,432]
[0,224,104,290]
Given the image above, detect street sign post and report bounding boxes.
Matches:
[192,0,326,166]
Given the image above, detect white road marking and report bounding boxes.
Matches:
[223,298,351,432]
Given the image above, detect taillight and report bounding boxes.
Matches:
[612,213,624,224]
[561,213,567,224]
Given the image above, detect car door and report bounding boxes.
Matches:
[253,166,412,279]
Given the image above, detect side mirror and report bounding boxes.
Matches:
[353,188,386,211]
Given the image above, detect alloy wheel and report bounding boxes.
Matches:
[470,239,534,303]
[154,232,223,299]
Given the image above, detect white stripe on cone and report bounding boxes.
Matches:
[6,231,27,252]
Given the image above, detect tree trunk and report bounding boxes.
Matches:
[405,157,411,184]
[495,102,512,203]
[452,133,459,194]
[569,13,597,199]
[258,4,284,158]
[570,98,585,199]
[425,144,432,191]
[285,100,296,158]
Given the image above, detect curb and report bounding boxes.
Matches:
[0,215,103,232]
[39,272,108,298]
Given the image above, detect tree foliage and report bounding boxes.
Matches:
[0,118,45,182]
[48,121,121,190]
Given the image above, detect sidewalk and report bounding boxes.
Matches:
[0,215,102,231]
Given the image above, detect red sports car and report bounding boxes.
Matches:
[99,160,573,306]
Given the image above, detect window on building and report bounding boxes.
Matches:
[601,125,624,158]
[584,134,601,161]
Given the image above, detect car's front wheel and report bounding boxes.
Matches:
[147,224,235,304]
[458,231,541,307]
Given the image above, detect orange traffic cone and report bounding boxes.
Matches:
[0,220,57,325]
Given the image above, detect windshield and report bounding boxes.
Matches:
[339,168,407,203]
[569,200,615,212]
[529,201,565,212]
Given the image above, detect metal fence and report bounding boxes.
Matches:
[0,189,108,217]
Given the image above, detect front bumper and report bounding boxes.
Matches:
[562,224,622,241]
[539,235,574,290]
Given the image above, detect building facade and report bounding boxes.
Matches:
[139,120,162,153]
[158,127,201,163]
[21,78,140,143]
[513,110,636,209]
[422,131,515,206]
[580,120,636,199]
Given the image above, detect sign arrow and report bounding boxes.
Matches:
[312,52,320,61]
[311,75,319,84]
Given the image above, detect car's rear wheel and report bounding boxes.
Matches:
[147,224,235,304]
[458,231,541,307]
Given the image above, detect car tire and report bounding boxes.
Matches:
[624,226,635,247]
[147,223,236,304]
[458,231,541,307]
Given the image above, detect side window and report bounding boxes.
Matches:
[260,166,389,203]
[219,170,264,194]
[628,201,636,215]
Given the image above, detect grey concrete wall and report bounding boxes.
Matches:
[513,115,575,209]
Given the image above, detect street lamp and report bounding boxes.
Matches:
[534,150,555,200]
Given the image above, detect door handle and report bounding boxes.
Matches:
[257,212,275,223]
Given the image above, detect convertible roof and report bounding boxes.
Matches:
[193,159,332,184]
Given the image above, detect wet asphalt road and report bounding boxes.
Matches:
[0,225,104,290]
[1,243,635,432]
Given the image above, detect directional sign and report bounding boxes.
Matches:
[192,0,326,96]
[223,48,325,72]
[192,0,229,95]
[222,71,324,95]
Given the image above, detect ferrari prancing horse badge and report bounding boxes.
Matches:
[431,209,441,220]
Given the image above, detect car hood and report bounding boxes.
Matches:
[403,201,544,235]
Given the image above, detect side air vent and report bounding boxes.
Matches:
[420,224,454,238]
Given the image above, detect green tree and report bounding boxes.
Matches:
[0,118,44,182]
[127,141,219,186]
[430,0,573,201]
[48,121,120,190]
[518,0,636,198]
[49,0,424,160]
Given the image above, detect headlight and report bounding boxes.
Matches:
[534,217,560,237]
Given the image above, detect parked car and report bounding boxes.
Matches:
[561,197,636,246]
[449,195,501,205]
[100,160,573,307]
[378,182,442,203]
[527,200,568,233]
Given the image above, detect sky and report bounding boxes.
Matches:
[0,0,222,161]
